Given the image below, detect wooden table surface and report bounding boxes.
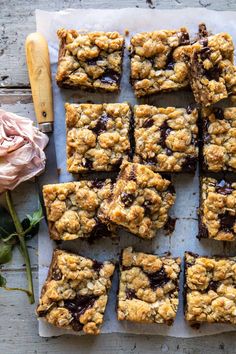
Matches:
[1,1,236,353]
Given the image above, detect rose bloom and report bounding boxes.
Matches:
[0,109,49,193]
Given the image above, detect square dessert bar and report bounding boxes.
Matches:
[188,32,236,106]
[199,177,236,241]
[133,105,198,172]
[43,179,113,241]
[66,103,131,172]
[202,107,236,172]
[185,252,236,324]
[100,161,176,239]
[56,29,124,92]
[130,27,190,97]
[37,249,115,334]
[117,247,181,325]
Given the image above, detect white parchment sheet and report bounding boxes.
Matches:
[36,8,236,337]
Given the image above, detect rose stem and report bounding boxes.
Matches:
[5,190,35,304]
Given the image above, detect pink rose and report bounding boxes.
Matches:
[0,109,49,193]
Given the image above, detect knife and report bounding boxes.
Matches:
[25,33,58,215]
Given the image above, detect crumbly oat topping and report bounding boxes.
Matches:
[129,28,190,97]
[56,29,124,91]
[188,32,236,106]
[43,179,113,241]
[185,252,236,324]
[133,105,198,172]
[37,250,115,334]
[202,107,236,172]
[66,103,131,172]
[199,177,236,241]
[100,161,176,239]
[117,247,181,324]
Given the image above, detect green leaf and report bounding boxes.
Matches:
[0,206,16,239]
[0,241,13,264]
[21,206,43,239]
[0,273,7,287]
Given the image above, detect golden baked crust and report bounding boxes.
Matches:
[129,28,190,97]
[185,252,236,324]
[199,177,236,241]
[43,179,113,241]
[188,33,236,106]
[66,103,131,172]
[56,29,124,91]
[100,161,176,239]
[36,249,115,334]
[117,247,181,324]
[202,107,236,172]
[133,105,198,172]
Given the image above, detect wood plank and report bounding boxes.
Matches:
[0,90,39,270]
[0,270,235,354]
[1,0,236,88]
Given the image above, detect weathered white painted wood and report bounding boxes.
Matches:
[1,1,236,352]
[1,0,236,87]
[0,271,235,354]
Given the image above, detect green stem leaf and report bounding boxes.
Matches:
[5,190,35,304]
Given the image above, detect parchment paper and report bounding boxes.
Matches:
[36,8,236,337]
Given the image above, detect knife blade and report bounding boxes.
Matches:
[25,33,58,217]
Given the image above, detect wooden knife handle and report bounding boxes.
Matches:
[25,32,53,130]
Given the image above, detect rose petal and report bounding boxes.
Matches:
[0,109,49,193]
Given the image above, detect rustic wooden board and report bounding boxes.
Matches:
[1,1,236,353]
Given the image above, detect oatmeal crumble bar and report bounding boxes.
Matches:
[185,252,236,324]
[100,161,176,239]
[133,105,198,172]
[199,177,236,241]
[130,27,190,97]
[188,32,236,106]
[66,102,131,172]
[202,107,236,172]
[56,29,124,92]
[117,247,181,324]
[37,249,115,334]
[43,179,113,241]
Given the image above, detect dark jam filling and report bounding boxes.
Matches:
[120,192,135,207]
[93,260,104,273]
[86,56,103,66]
[100,70,120,85]
[164,216,176,235]
[215,180,233,195]
[207,280,220,292]
[198,220,209,239]
[146,156,157,165]
[213,107,224,120]
[64,294,98,331]
[90,217,112,242]
[146,266,170,290]
[142,118,154,128]
[197,47,221,82]
[198,23,208,39]
[159,120,172,151]
[82,158,93,170]
[181,156,197,171]
[219,212,235,232]
[186,104,195,114]
[125,288,137,300]
[90,179,105,189]
[128,165,137,181]
[51,267,62,281]
[91,113,109,135]
[179,31,190,45]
